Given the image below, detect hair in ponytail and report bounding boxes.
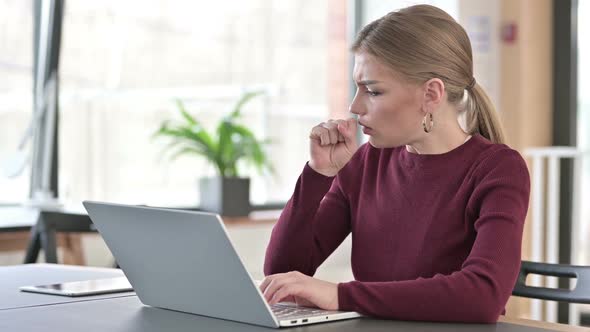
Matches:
[351,4,506,144]
[464,83,506,144]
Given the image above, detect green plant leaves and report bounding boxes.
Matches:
[153,91,273,178]
[228,90,265,119]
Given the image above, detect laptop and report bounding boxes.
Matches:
[83,201,361,328]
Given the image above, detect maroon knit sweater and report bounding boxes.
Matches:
[264,134,530,323]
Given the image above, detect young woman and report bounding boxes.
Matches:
[259,4,530,323]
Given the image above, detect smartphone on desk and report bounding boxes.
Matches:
[19,277,133,297]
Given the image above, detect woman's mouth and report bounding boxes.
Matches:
[359,121,373,134]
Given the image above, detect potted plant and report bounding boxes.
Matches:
[154,91,273,216]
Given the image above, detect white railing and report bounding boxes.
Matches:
[524,147,589,325]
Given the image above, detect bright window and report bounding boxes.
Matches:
[58,1,346,206]
[0,0,33,203]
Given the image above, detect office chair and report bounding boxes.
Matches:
[512,260,590,304]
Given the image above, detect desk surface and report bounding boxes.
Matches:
[0,264,134,310]
[0,295,574,332]
[1,264,587,331]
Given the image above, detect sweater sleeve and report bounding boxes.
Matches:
[263,162,352,276]
[337,149,531,323]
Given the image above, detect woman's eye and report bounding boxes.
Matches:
[366,90,380,96]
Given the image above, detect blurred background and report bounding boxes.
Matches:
[0,0,588,327]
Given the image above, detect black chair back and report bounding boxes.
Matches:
[513,260,590,304]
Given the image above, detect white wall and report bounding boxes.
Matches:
[458,0,501,112]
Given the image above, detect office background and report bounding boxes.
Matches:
[1,0,589,327]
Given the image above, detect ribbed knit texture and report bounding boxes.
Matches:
[264,134,530,323]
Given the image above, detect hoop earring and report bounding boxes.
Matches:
[422,113,434,133]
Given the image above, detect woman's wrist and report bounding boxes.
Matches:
[308,161,338,177]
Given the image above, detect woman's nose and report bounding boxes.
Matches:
[349,95,365,116]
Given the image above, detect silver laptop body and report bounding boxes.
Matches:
[83,201,361,328]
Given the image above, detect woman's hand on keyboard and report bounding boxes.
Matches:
[259,271,339,311]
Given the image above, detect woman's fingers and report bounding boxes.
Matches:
[270,283,303,305]
[259,275,273,294]
[261,273,291,302]
[310,124,329,146]
[312,120,350,146]
[337,118,358,146]
[260,272,306,305]
[321,121,339,144]
[260,272,337,310]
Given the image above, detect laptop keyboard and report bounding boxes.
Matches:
[271,303,341,320]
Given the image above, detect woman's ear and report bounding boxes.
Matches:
[422,78,445,114]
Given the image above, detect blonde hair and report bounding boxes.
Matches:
[351,5,505,144]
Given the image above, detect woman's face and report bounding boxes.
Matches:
[350,52,425,148]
